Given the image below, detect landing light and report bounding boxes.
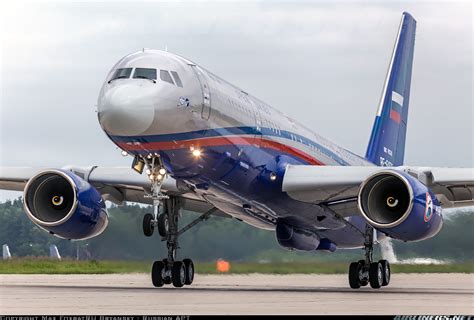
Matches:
[192,149,202,157]
[270,172,277,181]
[121,150,128,157]
[157,174,163,180]
[146,169,151,175]
[132,156,145,174]
[159,168,166,175]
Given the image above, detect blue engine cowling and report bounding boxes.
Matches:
[358,170,443,241]
[23,169,108,240]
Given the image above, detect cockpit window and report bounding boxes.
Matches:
[111,68,132,81]
[133,68,157,80]
[160,70,174,85]
[170,71,183,87]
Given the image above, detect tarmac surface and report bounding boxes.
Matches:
[1,273,473,314]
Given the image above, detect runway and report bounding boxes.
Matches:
[1,273,473,314]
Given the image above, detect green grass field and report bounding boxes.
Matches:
[0,258,473,274]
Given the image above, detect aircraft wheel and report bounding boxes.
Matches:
[369,262,383,289]
[143,213,154,237]
[357,260,369,286]
[183,258,195,285]
[162,259,172,284]
[379,260,391,286]
[172,261,186,288]
[349,261,362,289]
[151,260,165,287]
[157,213,169,237]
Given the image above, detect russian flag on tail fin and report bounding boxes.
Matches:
[365,12,416,167]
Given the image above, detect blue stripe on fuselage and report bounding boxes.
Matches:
[109,126,351,166]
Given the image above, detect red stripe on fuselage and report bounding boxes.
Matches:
[116,136,325,165]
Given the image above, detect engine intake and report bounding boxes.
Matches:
[359,172,413,228]
[358,170,443,241]
[25,172,76,225]
[24,169,108,240]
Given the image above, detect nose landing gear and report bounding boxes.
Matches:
[348,225,391,289]
[140,155,215,288]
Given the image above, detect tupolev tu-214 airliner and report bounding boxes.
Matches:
[1,12,473,289]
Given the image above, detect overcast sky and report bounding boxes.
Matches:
[0,1,472,200]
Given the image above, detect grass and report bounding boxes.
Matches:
[0,258,473,274]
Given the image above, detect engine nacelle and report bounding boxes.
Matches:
[23,169,108,240]
[358,170,443,241]
[276,221,320,251]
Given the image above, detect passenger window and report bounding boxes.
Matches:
[133,68,157,80]
[110,68,132,81]
[160,70,174,84]
[170,71,183,87]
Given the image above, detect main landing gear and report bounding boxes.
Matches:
[141,156,215,288]
[348,225,391,289]
[148,197,193,288]
[146,198,216,288]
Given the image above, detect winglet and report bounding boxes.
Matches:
[365,12,417,166]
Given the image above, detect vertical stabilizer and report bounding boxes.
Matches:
[366,12,416,166]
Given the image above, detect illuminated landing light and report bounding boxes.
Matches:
[270,172,277,181]
[146,169,151,175]
[157,174,163,180]
[159,168,166,175]
[192,149,202,157]
[121,150,128,157]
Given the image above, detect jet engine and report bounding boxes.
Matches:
[358,170,443,241]
[23,169,108,240]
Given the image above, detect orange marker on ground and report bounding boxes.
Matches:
[216,259,231,273]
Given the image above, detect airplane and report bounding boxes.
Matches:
[1,12,473,289]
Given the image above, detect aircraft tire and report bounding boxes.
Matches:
[151,260,165,287]
[143,213,154,237]
[172,261,186,288]
[369,262,383,289]
[379,260,391,286]
[183,258,194,285]
[349,261,362,289]
[157,213,169,237]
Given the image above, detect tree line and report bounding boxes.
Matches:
[0,198,472,262]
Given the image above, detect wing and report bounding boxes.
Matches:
[283,165,474,216]
[0,166,216,214]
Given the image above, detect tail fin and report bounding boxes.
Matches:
[365,12,417,167]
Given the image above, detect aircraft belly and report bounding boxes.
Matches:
[152,140,365,248]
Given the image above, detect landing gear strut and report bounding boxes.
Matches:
[348,225,390,289]
[149,197,188,288]
[140,155,215,288]
[150,198,216,288]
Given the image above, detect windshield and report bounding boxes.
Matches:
[133,68,157,80]
[110,68,132,81]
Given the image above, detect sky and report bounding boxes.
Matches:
[0,0,472,200]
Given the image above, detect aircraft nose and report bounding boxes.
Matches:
[98,84,155,136]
